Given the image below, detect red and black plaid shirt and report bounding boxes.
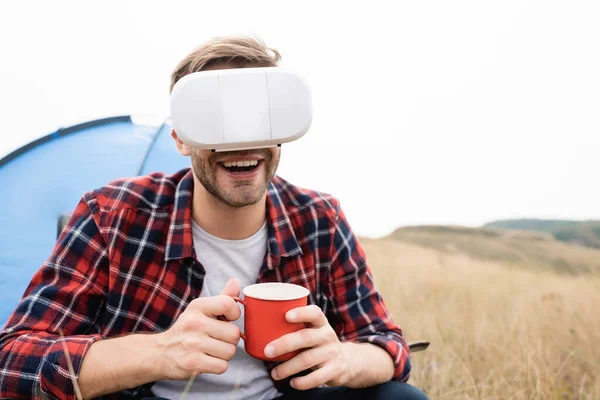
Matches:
[0,168,411,399]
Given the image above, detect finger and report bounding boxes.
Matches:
[201,336,238,361]
[220,278,240,297]
[290,362,339,391]
[193,353,229,375]
[271,346,331,381]
[205,319,241,345]
[286,305,328,327]
[265,327,328,359]
[193,295,241,321]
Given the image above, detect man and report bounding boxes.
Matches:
[0,36,428,400]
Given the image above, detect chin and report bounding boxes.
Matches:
[220,185,264,202]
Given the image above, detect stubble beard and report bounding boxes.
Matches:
[190,149,280,208]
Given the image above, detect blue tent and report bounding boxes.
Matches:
[0,116,190,326]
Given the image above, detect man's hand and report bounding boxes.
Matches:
[155,278,242,380]
[78,279,243,399]
[264,305,356,390]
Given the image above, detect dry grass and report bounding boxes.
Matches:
[388,225,600,274]
[361,237,600,400]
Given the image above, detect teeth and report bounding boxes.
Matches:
[222,160,259,168]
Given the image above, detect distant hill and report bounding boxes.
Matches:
[383,225,600,275]
[485,219,600,249]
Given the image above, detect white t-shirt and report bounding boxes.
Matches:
[152,220,280,400]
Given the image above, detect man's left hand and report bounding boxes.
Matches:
[264,305,356,390]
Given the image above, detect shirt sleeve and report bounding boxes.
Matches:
[325,204,412,382]
[0,193,108,399]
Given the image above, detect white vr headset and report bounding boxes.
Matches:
[170,67,312,152]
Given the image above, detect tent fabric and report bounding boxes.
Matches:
[0,116,189,326]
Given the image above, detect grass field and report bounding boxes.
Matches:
[361,233,600,399]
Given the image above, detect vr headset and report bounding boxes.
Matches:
[170,67,312,152]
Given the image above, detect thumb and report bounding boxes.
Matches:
[221,278,241,297]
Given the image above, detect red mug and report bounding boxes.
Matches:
[230,282,310,362]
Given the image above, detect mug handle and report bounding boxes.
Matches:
[218,296,246,341]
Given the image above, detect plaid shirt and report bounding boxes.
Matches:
[0,168,411,399]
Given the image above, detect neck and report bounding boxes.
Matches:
[191,181,267,240]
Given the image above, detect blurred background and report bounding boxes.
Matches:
[1,1,599,398]
[2,0,599,237]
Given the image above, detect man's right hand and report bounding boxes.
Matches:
[79,279,243,398]
[155,278,242,380]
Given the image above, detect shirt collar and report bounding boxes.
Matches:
[264,179,303,269]
[164,169,195,261]
[164,171,303,266]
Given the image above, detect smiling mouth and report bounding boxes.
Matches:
[218,160,263,174]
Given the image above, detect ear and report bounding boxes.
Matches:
[171,129,192,156]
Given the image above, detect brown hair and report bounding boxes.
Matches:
[169,35,281,93]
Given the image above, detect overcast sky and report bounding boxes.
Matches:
[1,0,599,237]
